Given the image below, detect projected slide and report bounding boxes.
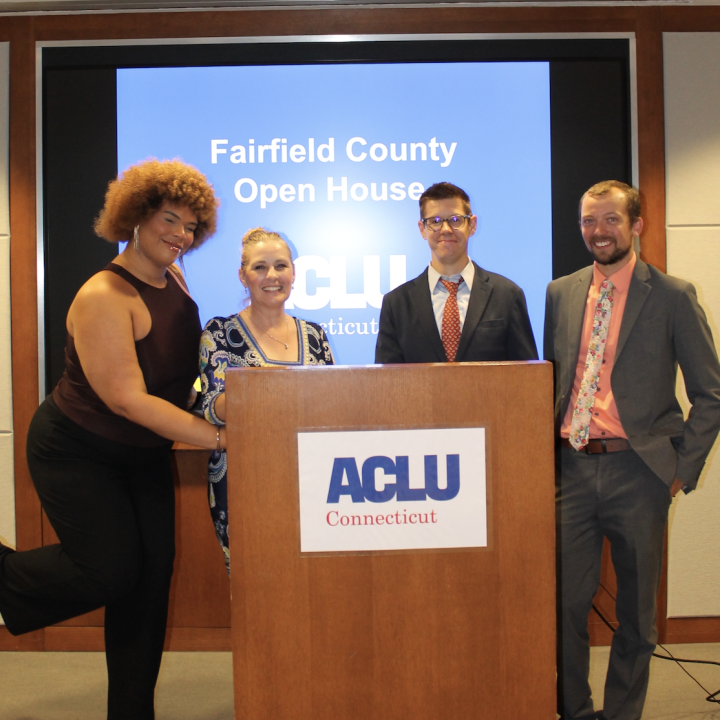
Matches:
[117,62,551,364]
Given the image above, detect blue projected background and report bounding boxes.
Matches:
[117,62,552,364]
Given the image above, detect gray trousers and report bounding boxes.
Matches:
[557,446,672,720]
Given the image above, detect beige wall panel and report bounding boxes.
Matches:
[0,237,12,431]
[0,40,9,628]
[664,33,720,227]
[0,430,15,627]
[666,226,720,616]
[0,42,7,237]
[0,431,14,548]
[0,42,9,430]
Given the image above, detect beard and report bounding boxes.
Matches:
[587,236,632,266]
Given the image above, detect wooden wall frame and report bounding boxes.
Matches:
[2,4,720,651]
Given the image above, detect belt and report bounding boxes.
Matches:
[560,437,631,454]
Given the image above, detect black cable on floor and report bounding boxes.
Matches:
[591,584,720,705]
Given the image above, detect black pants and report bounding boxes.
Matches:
[0,398,175,720]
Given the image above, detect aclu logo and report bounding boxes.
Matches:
[327,455,460,503]
[286,254,406,311]
[298,428,485,551]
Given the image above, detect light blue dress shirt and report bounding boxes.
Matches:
[427,259,475,337]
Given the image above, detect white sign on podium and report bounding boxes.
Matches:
[297,428,487,553]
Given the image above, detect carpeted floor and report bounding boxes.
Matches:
[0,651,234,720]
[1,644,719,719]
[589,643,720,720]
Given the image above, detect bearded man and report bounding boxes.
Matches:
[545,180,720,720]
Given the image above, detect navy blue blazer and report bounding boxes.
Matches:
[375,261,538,364]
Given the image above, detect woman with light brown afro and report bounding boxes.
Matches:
[95,158,218,249]
[0,159,222,720]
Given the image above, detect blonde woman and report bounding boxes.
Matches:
[200,228,333,573]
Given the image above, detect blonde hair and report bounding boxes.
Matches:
[240,227,292,268]
[94,158,219,252]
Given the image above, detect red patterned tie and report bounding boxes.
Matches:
[440,279,462,362]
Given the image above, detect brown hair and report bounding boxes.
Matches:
[419,182,471,217]
[240,227,292,269]
[94,159,219,252]
[580,180,641,226]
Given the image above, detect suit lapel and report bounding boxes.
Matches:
[566,269,593,384]
[615,259,651,363]
[410,269,446,362]
[456,262,491,361]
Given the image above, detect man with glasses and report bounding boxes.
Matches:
[375,181,537,364]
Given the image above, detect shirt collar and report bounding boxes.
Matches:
[592,251,636,294]
[428,259,475,293]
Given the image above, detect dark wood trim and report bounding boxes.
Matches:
[7,619,718,654]
[1,625,231,651]
[163,627,232,652]
[44,626,106,652]
[666,617,720,645]
[41,626,232,652]
[0,626,44,651]
[31,7,638,41]
[635,6,666,273]
[661,6,720,32]
[9,17,42,556]
[589,618,615,647]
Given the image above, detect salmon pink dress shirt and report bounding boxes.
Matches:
[560,253,637,440]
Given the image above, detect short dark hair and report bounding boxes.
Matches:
[419,182,471,217]
[579,180,641,226]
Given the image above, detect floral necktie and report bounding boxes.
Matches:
[440,279,462,362]
[569,278,614,450]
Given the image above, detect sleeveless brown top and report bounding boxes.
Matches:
[53,263,202,447]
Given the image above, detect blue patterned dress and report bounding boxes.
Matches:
[199,314,334,574]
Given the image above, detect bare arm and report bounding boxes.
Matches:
[69,272,225,450]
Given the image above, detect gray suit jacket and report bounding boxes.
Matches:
[375,261,538,364]
[544,258,720,488]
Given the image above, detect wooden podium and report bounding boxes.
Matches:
[225,361,556,720]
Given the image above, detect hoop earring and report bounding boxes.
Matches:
[133,225,140,253]
[179,254,186,274]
